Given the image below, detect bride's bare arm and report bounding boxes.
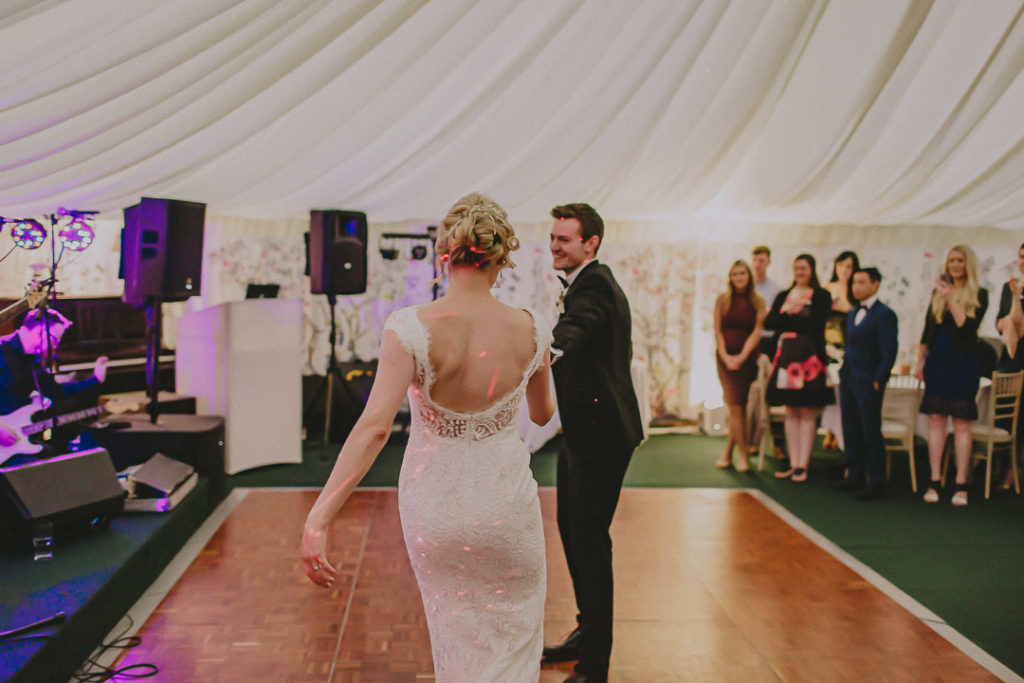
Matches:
[526,348,555,426]
[302,331,414,587]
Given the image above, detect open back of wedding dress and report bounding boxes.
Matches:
[384,305,551,682]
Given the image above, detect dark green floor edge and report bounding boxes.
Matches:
[230,432,1024,677]
[1,479,212,683]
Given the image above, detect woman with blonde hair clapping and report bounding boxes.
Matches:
[914,245,989,506]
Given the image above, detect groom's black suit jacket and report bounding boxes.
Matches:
[552,261,644,457]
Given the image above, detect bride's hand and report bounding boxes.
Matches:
[302,521,337,588]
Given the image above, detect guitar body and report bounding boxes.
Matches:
[0,399,53,465]
[0,397,137,467]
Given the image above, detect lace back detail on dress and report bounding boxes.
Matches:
[383,306,551,442]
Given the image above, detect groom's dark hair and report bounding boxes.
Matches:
[551,203,604,254]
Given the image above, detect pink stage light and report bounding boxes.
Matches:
[58,217,94,251]
[11,219,46,249]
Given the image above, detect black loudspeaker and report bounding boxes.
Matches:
[90,414,226,509]
[309,210,368,295]
[122,197,206,305]
[0,448,126,549]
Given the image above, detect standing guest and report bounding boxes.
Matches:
[751,245,787,461]
[822,251,860,450]
[543,203,644,683]
[995,243,1024,490]
[713,260,765,472]
[824,250,861,347]
[836,268,898,500]
[765,254,834,482]
[751,245,783,354]
[914,245,989,507]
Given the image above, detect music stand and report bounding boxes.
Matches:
[245,283,280,299]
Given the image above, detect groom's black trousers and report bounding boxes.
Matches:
[556,440,633,679]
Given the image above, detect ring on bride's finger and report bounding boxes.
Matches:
[312,563,320,571]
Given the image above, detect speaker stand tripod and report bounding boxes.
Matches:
[143,298,164,424]
[304,294,361,461]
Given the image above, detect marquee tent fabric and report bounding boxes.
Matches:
[3,0,1024,418]
[2,0,1023,228]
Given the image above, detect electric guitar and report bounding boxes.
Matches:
[0,396,139,466]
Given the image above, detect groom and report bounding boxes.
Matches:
[544,203,644,683]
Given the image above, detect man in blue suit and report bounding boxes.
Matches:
[837,267,898,500]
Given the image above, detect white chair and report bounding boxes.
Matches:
[881,375,922,492]
[949,370,1024,499]
[750,354,786,471]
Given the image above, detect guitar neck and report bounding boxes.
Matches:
[22,405,108,437]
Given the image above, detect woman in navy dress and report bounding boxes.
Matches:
[914,245,989,507]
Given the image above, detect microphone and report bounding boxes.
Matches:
[56,208,99,218]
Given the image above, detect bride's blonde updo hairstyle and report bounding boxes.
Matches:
[436,193,519,274]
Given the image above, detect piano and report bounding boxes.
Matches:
[0,296,175,394]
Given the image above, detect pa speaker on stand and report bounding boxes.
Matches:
[305,210,369,460]
[308,210,368,296]
[121,197,206,424]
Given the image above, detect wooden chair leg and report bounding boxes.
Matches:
[984,443,994,500]
[1014,445,1021,494]
[907,438,917,493]
[757,423,767,472]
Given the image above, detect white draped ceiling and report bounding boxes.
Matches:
[2,0,1024,228]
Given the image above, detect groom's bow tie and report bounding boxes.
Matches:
[557,275,569,289]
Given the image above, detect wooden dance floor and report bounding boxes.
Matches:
[114,488,997,681]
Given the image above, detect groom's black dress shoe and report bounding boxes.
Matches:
[542,627,582,662]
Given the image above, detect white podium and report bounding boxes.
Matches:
[176,300,303,474]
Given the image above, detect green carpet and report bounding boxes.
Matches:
[227,432,1024,677]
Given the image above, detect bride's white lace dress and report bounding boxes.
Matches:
[384,305,550,682]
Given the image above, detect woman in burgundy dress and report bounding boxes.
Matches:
[714,260,765,472]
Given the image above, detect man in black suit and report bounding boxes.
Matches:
[836,267,898,500]
[542,203,644,683]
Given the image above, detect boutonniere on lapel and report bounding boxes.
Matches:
[556,289,565,314]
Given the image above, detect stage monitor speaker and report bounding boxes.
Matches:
[122,197,206,305]
[0,448,126,549]
[309,210,368,295]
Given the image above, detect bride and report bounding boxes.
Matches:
[301,193,555,681]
